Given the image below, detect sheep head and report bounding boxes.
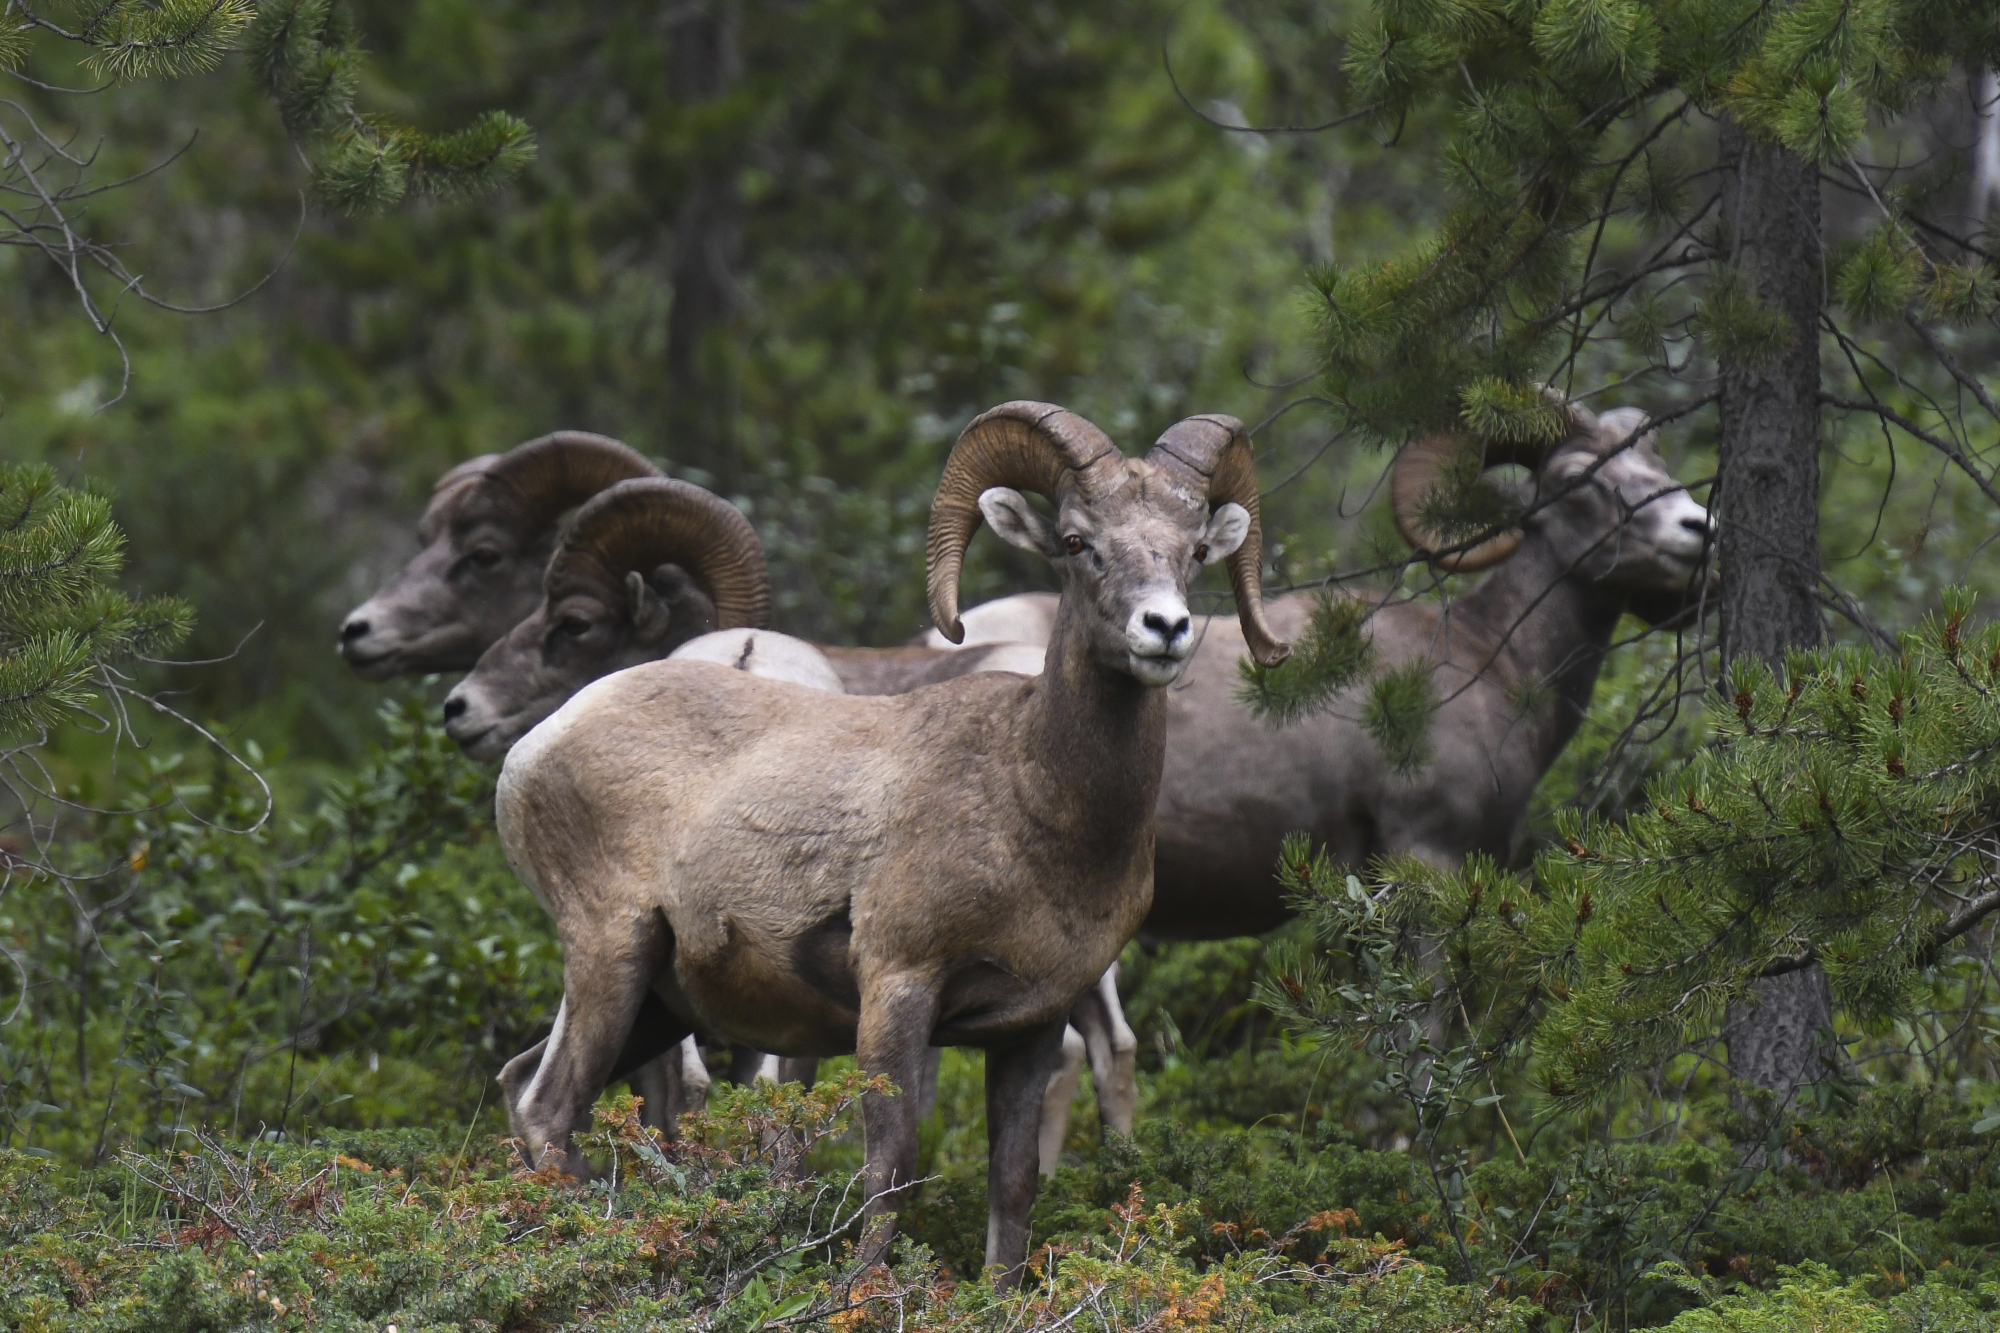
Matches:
[1391,398,1713,624]
[443,477,770,760]
[337,431,661,678]
[927,402,1289,686]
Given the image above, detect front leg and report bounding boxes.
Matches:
[855,974,942,1267]
[986,1020,1069,1286]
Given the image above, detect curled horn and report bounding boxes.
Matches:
[1148,416,1291,668]
[1390,399,1581,572]
[926,401,1122,644]
[482,431,663,526]
[550,478,771,630]
[417,454,502,542]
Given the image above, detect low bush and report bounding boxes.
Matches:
[0,1076,1552,1332]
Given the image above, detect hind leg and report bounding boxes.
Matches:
[1038,1025,1086,1174]
[631,1037,710,1137]
[1075,965,1137,1137]
[507,916,678,1172]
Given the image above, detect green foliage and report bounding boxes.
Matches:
[1663,1264,1999,1333]
[74,0,257,80]
[1695,269,1796,370]
[0,465,190,738]
[1241,593,1379,727]
[1363,662,1442,774]
[1459,378,1573,449]
[243,0,534,213]
[1265,592,2000,1110]
[0,695,557,1159]
[0,1083,1551,1331]
[1837,229,1925,323]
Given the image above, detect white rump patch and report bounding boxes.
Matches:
[974,642,1046,677]
[670,629,846,693]
[923,592,1059,650]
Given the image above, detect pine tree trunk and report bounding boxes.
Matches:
[1713,120,1834,1104]
[664,0,743,488]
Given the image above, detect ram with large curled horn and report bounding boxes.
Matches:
[939,397,1720,1160]
[337,431,664,678]
[490,401,1284,1284]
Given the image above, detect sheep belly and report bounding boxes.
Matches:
[659,738,894,1055]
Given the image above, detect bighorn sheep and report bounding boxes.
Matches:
[441,480,1041,761]
[980,401,1715,1149]
[493,401,1287,1280]
[337,432,664,677]
[441,476,1116,1152]
[335,432,710,1127]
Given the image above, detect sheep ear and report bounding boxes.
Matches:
[627,569,673,644]
[978,487,1059,557]
[1199,503,1250,564]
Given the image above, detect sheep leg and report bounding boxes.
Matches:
[915,1046,943,1121]
[630,1036,710,1138]
[507,926,678,1174]
[1076,964,1137,1137]
[854,976,942,1267]
[985,1020,1069,1287]
[777,1057,820,1087]
[1037,1025,1086,1174]
[727,1046,773,1085]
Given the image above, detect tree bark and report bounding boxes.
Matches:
[1713,121,1834,1104]
[664,0,743,489]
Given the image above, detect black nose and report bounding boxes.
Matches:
[340,617,371,644]
[1681,516,1712,539]
[442,695,467,722]
[1144,611,1191,642]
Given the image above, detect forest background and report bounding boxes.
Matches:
[9,0,2000,1328]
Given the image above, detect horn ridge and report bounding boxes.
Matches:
[1389,434,1524,573]
[1145,416,1289,669]
[925,401,1122,644]
[1389,387,1592,573]
[553,477,771,630]
[483,430,663,526]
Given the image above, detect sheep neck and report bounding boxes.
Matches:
[1015,599,1167,872]
[1447,527,1628,776]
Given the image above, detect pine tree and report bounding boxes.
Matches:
[2,0,533,403]
[0,464,191,747]
[1266,0,2000,1097]
[1268,590,2000,1126]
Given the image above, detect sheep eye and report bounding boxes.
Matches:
[1193,543,1209,564]
[1062,534,1086,556]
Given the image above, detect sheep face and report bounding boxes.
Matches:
[442,563,715,760]
[338,482,555,680]
[978,461,1249,687]
[1530,411,1712,603]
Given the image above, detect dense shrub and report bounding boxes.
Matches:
[0,700,560,1160]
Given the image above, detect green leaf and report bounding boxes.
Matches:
[1694,267,1793,369]
[81,0,257,80]
[1835,228,1921,322]
[1770,78,1865,165]
[1237,591,1378,726]
[1362,661,1440,773]
[1530,0,1661,92]
[0,18,30,71]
